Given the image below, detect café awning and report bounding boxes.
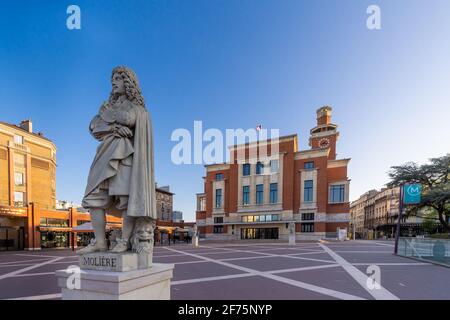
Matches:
[72,222,122,233]
[72,222,93,233]
[38,227,73,232]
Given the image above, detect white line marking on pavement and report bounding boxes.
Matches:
[0,258,52,266]
[334,251,392,253]
[219,255,277,262]
[172,273,254,285]
[153,253,196,258]
[0,263,36,268]
[173,260,210,265]
[171,264,341,286]
[285,251,331,256]
[319,244,399,300]
[7,293,62,300]
[165,247,365,300]
[14,253,62,258]
[267,264,340,274]
[10,272,55,278]
[0,257,64,281]
[202,245,335,264]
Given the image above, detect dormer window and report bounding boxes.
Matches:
[14,135,24,144]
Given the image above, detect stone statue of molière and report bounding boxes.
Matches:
[78,66,157,257]
[56,67,174,300]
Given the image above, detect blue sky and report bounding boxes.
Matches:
[1,0,449,221]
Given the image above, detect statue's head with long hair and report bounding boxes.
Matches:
[109,66,145,108]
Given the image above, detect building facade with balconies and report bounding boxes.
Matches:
[196,107,351,240]
[352,186,425,239]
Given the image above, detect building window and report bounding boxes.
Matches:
[213,226,224,233]
[243,163,251,176]
[330,184,345,203]
[215,189,222,208]
[14,191,25,207]
[14,153,25,167]
[14,172,24,186]
[242,186,250,205]
[270,160,279,173]
[256,161,264,175]
[215,173,223,181]
[14,135,24,144]
[197,196,206,211]
[304,180,313,202]
[270,183,278,203]
[214,217,223,223]
[302,213,315,221]
[242,214,278,222]
[304,161,314,169]
[256,184,264,204]
[40,218,69,227]
[301,223,314,233]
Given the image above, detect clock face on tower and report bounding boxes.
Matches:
[318,137,330,149]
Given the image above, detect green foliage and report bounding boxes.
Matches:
[388,154,450,232]
[421,209,439,234]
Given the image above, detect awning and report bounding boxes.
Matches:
[72,222,93,233]
[72,222,122,233]
[38,227,72,232]
[157,226,177,233]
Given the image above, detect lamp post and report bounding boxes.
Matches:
[394,185,404,254]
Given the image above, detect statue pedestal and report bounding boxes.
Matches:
[289,234,296,245]
[193,235,199,247]
[55,263,174,300]
[78,252,153,272]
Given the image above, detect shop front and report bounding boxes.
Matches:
[0,226,25,251]
[39,218,71,249]
[0,208,27,251]
[241,227,279,240]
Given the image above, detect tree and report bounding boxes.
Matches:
[421,208,440,235]
[387,154,450,232]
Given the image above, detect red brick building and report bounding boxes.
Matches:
[196,106,350,240]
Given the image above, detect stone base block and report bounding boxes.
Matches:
[79,252,152,272]
[55,263,174,300]
[289,234,296,245]
[193,236,199,247]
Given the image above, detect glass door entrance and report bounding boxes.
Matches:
[0,227,24,251]
[240,227,279,240]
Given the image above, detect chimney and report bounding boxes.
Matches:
[316,106,332,126]
[20,119,33,133]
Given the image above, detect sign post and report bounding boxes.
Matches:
[394,184,422,254]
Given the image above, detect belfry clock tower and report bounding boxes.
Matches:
[309,106,339,160]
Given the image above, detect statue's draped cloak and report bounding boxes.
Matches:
[83,103,156,219]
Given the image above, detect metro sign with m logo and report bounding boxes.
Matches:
[403,184,422,205]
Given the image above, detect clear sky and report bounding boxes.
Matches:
[1,0,449,221]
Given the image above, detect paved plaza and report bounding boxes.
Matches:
[0,240,449,300]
